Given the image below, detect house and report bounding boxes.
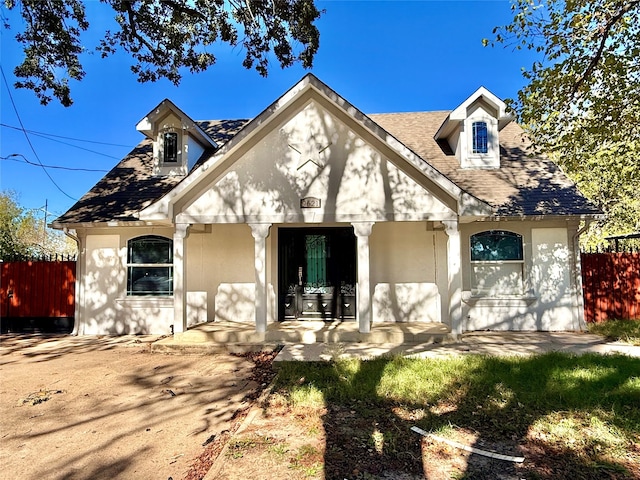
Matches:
[52,74,601,338]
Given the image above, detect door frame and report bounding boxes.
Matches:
[277,226,356,321]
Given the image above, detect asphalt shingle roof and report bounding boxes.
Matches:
[53,111,599,226]
[369,111,600,217]
[53,120,249,225]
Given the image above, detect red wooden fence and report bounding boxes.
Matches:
[581,252,640,323]
[1,260,76,323]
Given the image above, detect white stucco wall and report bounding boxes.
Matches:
[185,224,264,324]
[179,101,454,224]
[186,136,205,171]
[461,221,580,331]
[530,227,576,330]
[369,222,443,323]
[78,219,581,334]
[79,228,175,334]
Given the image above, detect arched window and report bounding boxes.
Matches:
[472,121,488,154]
[127,236,173,296]
[470,231,524,295]
[471,230,523,261]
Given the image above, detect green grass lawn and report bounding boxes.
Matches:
[589,319,640,346]
[272,352,640,478]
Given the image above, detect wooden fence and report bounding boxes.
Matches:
[581,252,640,323]
[1,259,76,333]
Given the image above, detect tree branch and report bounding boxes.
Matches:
[570,1,640,96]
[159,0,206,20]
[122,1,158,55]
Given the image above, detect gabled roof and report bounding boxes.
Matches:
[52,76,601,228]
[434,86,514,140]
[139,74,486,222]
[136,98,218,149]
[52,120,248,226]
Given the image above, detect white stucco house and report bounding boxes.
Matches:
[52,74,601,338]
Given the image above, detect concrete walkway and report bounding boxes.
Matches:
[4,331,638,360]
[273,331,640,362]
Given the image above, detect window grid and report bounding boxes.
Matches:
[163,132,178,163]
[472,121,488,154]
[470,230,524,295]
[127,236,173,296]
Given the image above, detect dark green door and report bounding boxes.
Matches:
[278,227,356,320]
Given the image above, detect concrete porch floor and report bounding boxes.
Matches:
[152,320,452,354]
[150,323,640,360]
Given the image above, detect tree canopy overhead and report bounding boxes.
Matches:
[3,0,322,107]
[489,0,640,244]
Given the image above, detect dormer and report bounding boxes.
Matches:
[434,87,514,169]
[136,99,217,176]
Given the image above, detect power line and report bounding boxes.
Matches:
[1,154,109,172]
[0,65,77,201]
[0,122,132,147]
[24,130,122,159]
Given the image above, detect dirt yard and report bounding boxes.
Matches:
[0,335,267,480]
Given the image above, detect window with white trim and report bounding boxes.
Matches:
[472,121,488,154]
[127,236,173,296]
[470,230,524,295]
[163,132,178,163]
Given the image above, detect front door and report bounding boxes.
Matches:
[278,227,356,320]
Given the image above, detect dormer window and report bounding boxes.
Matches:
[472,121,488,154]
[434,87,513,170]
[163,132,178,163]
[136,99,217,176]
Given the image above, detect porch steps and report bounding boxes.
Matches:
[151,321,452,354]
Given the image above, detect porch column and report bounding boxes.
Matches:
[173,223,191,334]
[249,223,272,334]
[352,222,374,334]
[443,220,463,337]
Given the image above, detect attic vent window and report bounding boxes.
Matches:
[163,132,178,163]
[472,121,488,154]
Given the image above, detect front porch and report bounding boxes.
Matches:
[153,320,452,354]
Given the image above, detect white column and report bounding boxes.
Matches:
[249,223,272,334]
[173,224,190,334]
[568,221,587,331]
[71,230,85,335]
[352,222,374,334]
[443,220,463,337]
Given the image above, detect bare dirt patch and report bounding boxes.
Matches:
[0,335,267,480]
[5,337,638,480]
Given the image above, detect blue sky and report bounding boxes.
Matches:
[0,0,539,221]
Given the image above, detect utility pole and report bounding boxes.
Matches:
[42,199,47,248]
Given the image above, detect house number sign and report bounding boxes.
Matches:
[300,197,321,208]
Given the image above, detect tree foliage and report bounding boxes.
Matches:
[0,191,76,259]
[488,0,640,244]
[3,0,322,107]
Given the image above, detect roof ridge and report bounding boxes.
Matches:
[368,110,452,116]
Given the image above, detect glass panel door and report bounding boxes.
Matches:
[304,234,329,293]
[278,227,356,320]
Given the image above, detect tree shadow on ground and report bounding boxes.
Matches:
[274,352,640,479]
